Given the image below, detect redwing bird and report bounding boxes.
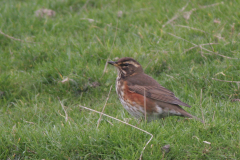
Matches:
[108,57,201,122]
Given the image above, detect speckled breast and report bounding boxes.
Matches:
[115,78,145,119]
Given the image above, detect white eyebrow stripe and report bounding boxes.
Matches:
[123,61,140,67]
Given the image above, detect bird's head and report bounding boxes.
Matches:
[108,57,143,77]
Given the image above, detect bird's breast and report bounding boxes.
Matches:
[116,80,156,113]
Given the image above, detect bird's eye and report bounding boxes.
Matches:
[121,63,129,66]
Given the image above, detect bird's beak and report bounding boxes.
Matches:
[108,61,118,66]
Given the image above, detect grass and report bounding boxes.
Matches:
[0,0,240,159]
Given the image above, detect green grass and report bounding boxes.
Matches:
[1,0,240,159]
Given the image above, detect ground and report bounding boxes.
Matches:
[0,0,240,159]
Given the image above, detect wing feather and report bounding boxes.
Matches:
[127,74,191,108]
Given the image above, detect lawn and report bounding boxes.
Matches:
[0,0,240,159]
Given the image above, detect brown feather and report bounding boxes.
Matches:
[126,73,191,108]
[155,101,193,118]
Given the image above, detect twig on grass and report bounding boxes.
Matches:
[174,25,206,33]
[199,1,224,9]
[212,111,215,122]
[144,88,147,122]
[212,78,240,83]
[95,35,104,47]
[163,31,238,59]
[200,89,205,126]
[199,45,207,59]
[80,18,97,23]
[58,97,69,123]
[79,105,153,160]
[143,59,153,71]
[182,43,218,54]
[183,8,196,20]
[160,1,224,27]
[161,1,225,49]
[0,30,37,43]
[164,31,199,46]
[106,120,114,126]
[162,2,189,28]
[183,46,199,54]
[97,85,113,128]
[23,120,36,125]
[192,136,200,142]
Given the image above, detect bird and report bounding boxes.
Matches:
[108,57,201,122]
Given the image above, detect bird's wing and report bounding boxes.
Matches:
[127,75,191,108]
